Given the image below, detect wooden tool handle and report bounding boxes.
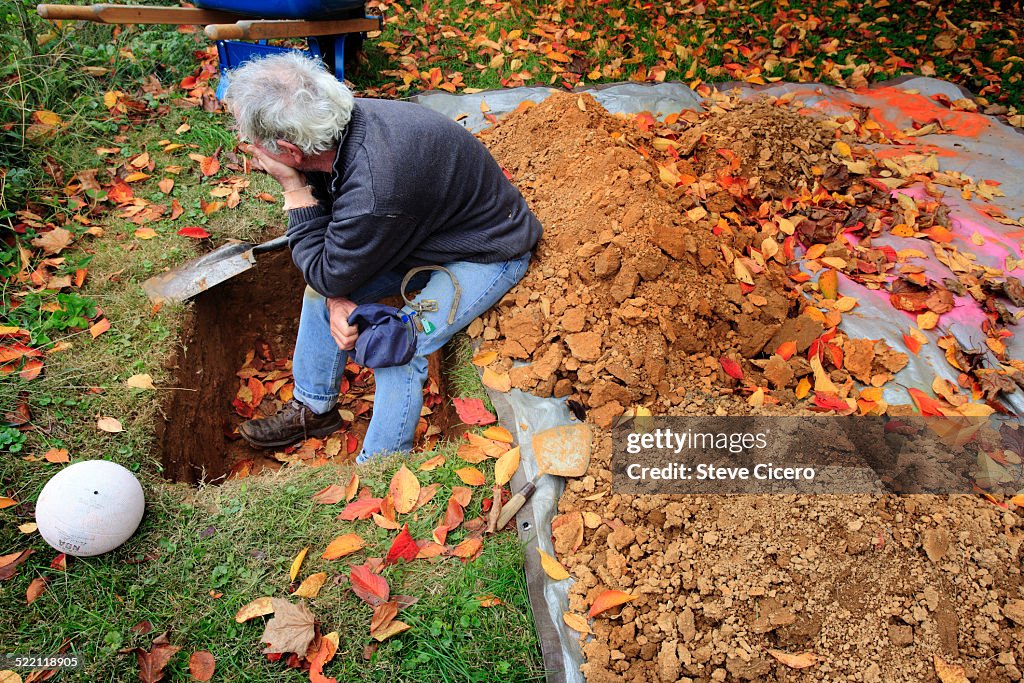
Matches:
[37,4,101,20]
[37,3,240,25]
[496,480,536,529]
[205,16,382,41]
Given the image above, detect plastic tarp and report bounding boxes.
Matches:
[413,77,1024,682]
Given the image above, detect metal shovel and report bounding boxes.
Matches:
[141,235,290,303]
[496,423,592,529]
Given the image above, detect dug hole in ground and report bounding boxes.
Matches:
[449,85,1023,682]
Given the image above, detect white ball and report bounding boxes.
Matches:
[35,460,146,557]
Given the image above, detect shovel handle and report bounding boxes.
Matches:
[496,480,536,529]
[252,235,290,255]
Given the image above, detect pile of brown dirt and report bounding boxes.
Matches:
[474,93,832,426]
[472,92,1024,681]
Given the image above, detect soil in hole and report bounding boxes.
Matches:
[156,249,459,484]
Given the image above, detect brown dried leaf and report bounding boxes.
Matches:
[768,649,820,669]
[261,598,315,655]
[188,651,215,682]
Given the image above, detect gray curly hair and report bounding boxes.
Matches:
[224,52,354,155]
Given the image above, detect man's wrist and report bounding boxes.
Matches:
[282,185,317,210]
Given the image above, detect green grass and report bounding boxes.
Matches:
[2,461,543,682]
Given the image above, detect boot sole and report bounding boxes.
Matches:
[237,418,344,450]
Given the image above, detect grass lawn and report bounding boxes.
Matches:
[1,0,1021,680]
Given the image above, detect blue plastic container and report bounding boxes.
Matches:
[195,0,364,20]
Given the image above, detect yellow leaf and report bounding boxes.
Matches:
[933,654,968,683]
[290,546,309,581]
[472,350,498,366]
[455,467,485,486]
[234,596,274,622]
[820,256,847,270]
[832,140,852,158]
[389,465,420,515]
[819,269,838,300]
[494,446,521,486]
[747,387,765,407]
[18,523,37,534]
[810,357,837,393]
[481,426,513,443]
[372,619,411,642]
[795,377,812,400]
[917,311,939,330]
[126,373,155,390]
[768,649,820,669]
[563,612,592,634]
[134,227,157,240]
[482,367,512,392]
[103,90,122,108]
[35,110,61,126]
[658,164,680,186]
[293,572,328,598]
[538,548,570,580]
[321,533,365,560]
[835,296,858,312]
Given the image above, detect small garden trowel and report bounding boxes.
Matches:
[141,234,289,303]
[496,423,592,529]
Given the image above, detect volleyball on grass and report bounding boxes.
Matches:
[35,460,146,557]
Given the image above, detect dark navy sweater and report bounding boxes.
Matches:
[286,98,543,298]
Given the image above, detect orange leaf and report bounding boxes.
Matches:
[451,537,482,560]
[388,465,420,515]
[908,388,947,417]
[776,341,797,360]
[343,472,359,503]
[903,333,922,355]
[338,497,382,521]
[89,318,111,338]
[455,467,485,486]
[471,350,497,366]
[589,589,637,617]
[418,454,445,471]
[19,358,43,381]
[43,448,69,463]
[158,178,174,194]
[322,533,365,560]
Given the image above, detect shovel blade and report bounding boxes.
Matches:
[142,241,258,303]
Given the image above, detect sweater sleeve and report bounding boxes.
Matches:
[287,204,416,299]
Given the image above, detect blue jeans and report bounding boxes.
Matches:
[292,253,531,463]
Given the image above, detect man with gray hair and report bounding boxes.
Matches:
[224,53,541,463]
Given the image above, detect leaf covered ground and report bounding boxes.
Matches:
[2,0,1024,681]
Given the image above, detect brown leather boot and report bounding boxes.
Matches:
[238,400,343,449]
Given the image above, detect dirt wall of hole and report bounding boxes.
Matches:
[156,250,305,483]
